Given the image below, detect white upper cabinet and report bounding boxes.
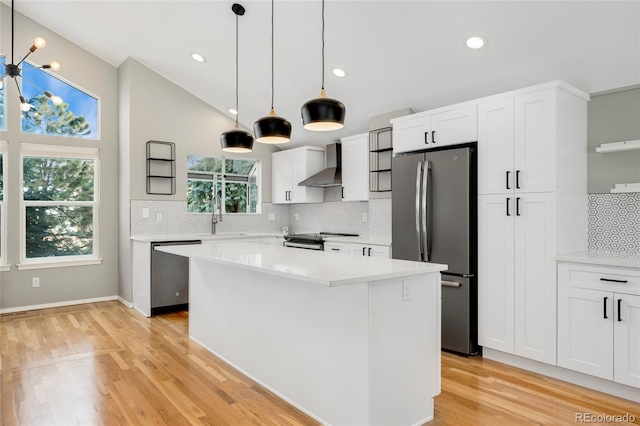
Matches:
[272,146,324,204]
[391,104,477,155]
[341,133,370,201]
[477,98,515,194]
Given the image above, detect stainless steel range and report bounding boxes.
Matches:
[283,232,358,251]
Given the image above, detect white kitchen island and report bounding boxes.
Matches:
[157,241,447,426]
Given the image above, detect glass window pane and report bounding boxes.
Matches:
[187,180,213,213]
[225,159,255,175]
[25,205,93,258]
[187,155,222,173]
[20,62,98,140]
[225,182,248,213]
[23,157,95,201]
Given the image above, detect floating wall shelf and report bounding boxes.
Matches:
[596,139,640,153]
[146,140,176,195]
[610,183,640,193]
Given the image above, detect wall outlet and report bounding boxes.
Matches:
[156,212,163,222]
[268,213,275,221]
[362,212,368,223]
[402,281,411,301]
[294,213,299,221]
[32,277,40,288]
[142,208,150,219]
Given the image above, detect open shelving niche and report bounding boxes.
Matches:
[146,140,176,195]
[369,127,392,192]
[595,139,640,193]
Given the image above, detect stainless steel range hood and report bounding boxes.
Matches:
[298,143,342,187]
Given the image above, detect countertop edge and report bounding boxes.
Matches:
[556,251,640,270]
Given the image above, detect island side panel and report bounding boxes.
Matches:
[132,240,151,317]
[189,258,370,426]
[368,273,441,425]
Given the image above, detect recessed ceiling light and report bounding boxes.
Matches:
[192,52,206,63]
[466,36,486,50]
[229,108,238,115]
[332,68,347,78]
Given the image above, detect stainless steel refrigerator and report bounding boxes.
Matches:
[392,143,479,356]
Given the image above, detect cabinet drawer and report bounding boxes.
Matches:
[558,263,640,295]
[324,242,349,254]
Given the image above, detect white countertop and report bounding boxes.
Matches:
[131,233,284,242]
[323,236,392,246]
[557,251,640,269]
[156,241,446,287]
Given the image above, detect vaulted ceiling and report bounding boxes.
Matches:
[6,1,640,147]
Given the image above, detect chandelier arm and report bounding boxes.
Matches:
[15,50,34,68]
[14,76,23,99]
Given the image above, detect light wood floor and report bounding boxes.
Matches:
[1,301,638,425]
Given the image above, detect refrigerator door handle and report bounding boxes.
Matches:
[416,162,424,261]
[441,280,462,288]
[422,161,431,262]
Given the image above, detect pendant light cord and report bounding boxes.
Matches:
[11,0,15,64]
[271,0,275,109]
[321,0,325,90]
[235,11,239,125]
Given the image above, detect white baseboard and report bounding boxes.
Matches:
[0,296,118,314]
[117,296,133,308]
[483,348,640,403]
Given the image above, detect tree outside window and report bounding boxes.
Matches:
[187,155,259,214]
[21,145,98,260]
[0,56,6,131]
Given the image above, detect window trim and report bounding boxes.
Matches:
[20,59,102,140]
[18,143,101,267]
[186,155,261,214]
[0,141,7,268]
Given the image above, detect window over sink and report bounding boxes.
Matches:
[187,155,260,214]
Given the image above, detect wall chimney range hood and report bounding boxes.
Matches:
[298,143,342,187]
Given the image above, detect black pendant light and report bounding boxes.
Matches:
[0,0,63,112]
[253,0,292,144]
[221,3,254,153]
[301,0,346,131]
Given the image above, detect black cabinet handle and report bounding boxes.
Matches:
[604,297,608,319]
[516,170,521,189]
[342,187,344,199]
[424,132,429,144]
[331,248,339,251]
[600,278,628,283]
[368,247,372,256]
[506,171,511,190]
[506,198,511,216]
[432,131,436,144]
[362,247,366,256]
[618,299,622,322]
[285,191,289,201]
[516,198,521,216]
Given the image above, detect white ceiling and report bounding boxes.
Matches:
[6,1,640,148]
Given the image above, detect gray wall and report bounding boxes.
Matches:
[587,87,640,193]
[0,5,119,309]
[117,58,281,303]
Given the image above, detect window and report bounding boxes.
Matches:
[187,155,259,214]
[20,61,99,140]
[0,141,7,266]
[19,143,100,267]
[0,56,6,131]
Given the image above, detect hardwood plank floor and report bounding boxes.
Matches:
[1,301,637,425]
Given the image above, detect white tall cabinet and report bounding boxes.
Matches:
[340,133,369,201]
[477,82,589,365]
[272,146,324,204]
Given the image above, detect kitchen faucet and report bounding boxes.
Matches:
[211,194,222,234]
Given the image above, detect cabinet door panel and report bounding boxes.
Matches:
[430,105,478,148]
[368,245,391,258]
[349,243,367,257]
[392,115,429,155]
[614,293,640,388]
[272,153,292,204]
[477,98,514,195]
[514,90,557,193]
[557,286,613,380]
[478,195,515,353]
[514,193,557,364]
[342,135,370,201]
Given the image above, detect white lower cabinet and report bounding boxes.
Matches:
[557,263,640,388]
[478,192,558,365]
[349,243,390,258]
[324,242,391,258]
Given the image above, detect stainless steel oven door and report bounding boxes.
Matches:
[283,241,324,250]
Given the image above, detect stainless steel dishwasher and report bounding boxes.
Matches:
[151,240,201,315]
